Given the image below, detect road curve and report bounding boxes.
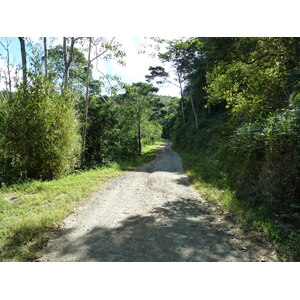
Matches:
[42,141,277,262]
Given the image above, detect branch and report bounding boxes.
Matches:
[164,77,180,88]
[0,41,7,51]
[90,37,116,63]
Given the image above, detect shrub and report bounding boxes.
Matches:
[226,109,300,208]
[0,76,80,181]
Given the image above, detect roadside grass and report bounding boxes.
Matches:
[0,141,162,262]
[176,148,300,261]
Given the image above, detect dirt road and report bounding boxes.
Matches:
[42,141,278,261]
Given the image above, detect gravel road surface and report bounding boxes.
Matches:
[42,141,278,261]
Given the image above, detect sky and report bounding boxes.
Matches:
[0,37,180,97]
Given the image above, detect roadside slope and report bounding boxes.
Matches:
[42,141,278,262]
[0,143,160,262]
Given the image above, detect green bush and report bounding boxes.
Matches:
[226,109,300,209]
[141,120,162,146]
[0,76,80,182]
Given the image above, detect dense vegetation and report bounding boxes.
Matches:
[0,143,160,261]
[1,37,300,261]
[0,38,165,184]
[147,37,300,261]
[0,37,166,260]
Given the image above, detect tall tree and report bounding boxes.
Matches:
[48,44,88,88]
[81,37,92,166]
[204,37,298,120]
[43,37,48,78]
[147,38,205,130]
[0,38,12,99]
[63,37,80,89]
[18,37,27,86]
[80,37,125,166]
[189,84,199,129]
[146,65,186,126]
[123,82,159,156]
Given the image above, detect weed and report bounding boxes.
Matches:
[0,141,162,262]
[176,147,300,261]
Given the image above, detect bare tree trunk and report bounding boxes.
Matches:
[7,46,12,97]
[63,37,76,90]
[63,37,68,88]
[18,37,27,87]
[178,73,186,126]
[178,73,188,139]
[190,85,199,130]
[137,97,141,156]
[81,37,92,167]
[0,39,12,99]
[43,37,48,78]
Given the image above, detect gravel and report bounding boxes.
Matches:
[41,141,278,262]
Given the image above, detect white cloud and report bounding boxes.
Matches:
[1,37,181,97]
[92,37,180,97]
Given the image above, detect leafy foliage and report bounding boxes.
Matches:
[166,37,300,260]
[0,75,80,181]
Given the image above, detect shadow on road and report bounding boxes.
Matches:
[42,140,274,262]
[54,197,262,262]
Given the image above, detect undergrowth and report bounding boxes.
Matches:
[0,141,162,262]
[173,111,300,261]
[177,149,300,261]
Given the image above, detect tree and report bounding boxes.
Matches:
[81,37,92,166]
[146,38,205,130]
[43,37,48,78]
[204,37,296,121]
[48,44,88,89]
[80,37,125,166]
[146,64,186,126]
[0,38,12,99]
[63,37,80,89]
[18,37,27,86]
[123,82,159,155]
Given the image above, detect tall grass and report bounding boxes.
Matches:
[0,141,162,262]
[173,111,300,261]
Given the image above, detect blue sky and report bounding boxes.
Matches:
[0,37,180,97]
[0,37,22,64]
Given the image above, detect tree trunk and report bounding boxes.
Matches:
[190,85,199,130]
[43,37,48,78]
[81,37,92,167]
[178,73,186,126]
[137,97,141,156]
[177,73,188,139]
[63,37,67,86]
[7,45,12,97]
[63,37,76,90]
[0,39,12,99]
[18,37,27,87]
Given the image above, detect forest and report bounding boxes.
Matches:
[148,37,300,261]
[0,37,167,182]
[0,37,300,261]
